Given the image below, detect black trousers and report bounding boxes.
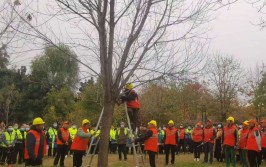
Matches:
[148,151,156,167]
[247,150,259,167]
[193,142,201,159]
[164,144,176,164]
[127,108,139,131]
[178,139,185,153]
[12,142,24,164]
[1,147,14,165]
[204,142,214,163]
[261,147,266,162]
[54,145,68,167]
[73,150,85,167]
[25,159,42,166]
[117,144,127,160]
[109,141,117,153]
[48,146,57,157]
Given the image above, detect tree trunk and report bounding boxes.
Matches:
[97,101,115,167]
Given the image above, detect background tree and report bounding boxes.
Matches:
[14,0,239,165]
[206,53,243,120]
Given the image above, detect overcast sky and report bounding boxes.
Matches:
[209,1,266,69]
[8,1,266,72]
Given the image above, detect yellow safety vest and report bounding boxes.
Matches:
[13,129,22,140]
[2,131,16,147]
[68,127,77,140]
[110,129,116,140]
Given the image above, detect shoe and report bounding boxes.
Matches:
[194,158,196,161]
[197,158,200,161]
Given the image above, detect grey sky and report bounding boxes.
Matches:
[8,1,266,72]
[209,1,266,69]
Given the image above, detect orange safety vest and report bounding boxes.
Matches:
[246,127,259,152]
[179,128,185,140]
[165,127,177,145]
[192,128,203,142]
[239,128,249,149]
[203,127,215,143]
[127,90,140,109]
[71,127,89,151]
[261,130,266,148]
[223,125,237,147]
[144,128,158,152]
[57,128,70,145]
[24,130,46,159]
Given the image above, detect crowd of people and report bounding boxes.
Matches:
[0,116,265,167]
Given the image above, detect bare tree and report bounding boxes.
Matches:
[206,53,243,121]
[12,0,239,166]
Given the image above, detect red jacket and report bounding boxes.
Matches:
[71,127,90,151]
[246,127,260,152]
[165,127,177,145]
[144,128,158,152]
[239,128,249,149]
[223,125,237,147]
[192,128,203,142]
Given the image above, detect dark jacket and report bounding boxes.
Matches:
[26,126,45,160]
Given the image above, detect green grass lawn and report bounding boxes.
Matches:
[27,153,266,167]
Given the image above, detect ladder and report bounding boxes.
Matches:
[84,103,145,167]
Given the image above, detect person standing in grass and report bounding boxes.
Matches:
[238,120,249,167]
[134,120,158,167]
[223,116,238,167]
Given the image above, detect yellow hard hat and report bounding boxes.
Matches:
[32,117,45,125]
[168,120,174,125]
[82,119,90,125]
[148,120,157,127]
[226,116,235,123]
[242,120,249,126]
[124,83,133,90]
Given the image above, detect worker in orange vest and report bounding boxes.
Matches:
[260,119,266,163]
[24,117,46,167]
[120,83,140,132]
[53,121,71,167]
[246,119,261,167]
[203,119,216,164]
[164,120,178,165]
[192,122,203,161]
[134,120,158,167]
[178,124,185,154]
[239,120,249,167]
[71,119,93,167]
[222,116,237,167]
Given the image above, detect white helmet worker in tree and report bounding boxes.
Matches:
[120,83,140,132]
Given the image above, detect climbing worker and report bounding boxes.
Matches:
[185,126,193,153]
[246,119,261,167]
[24,117,46,166]
[71,119,94,167]
[223,116,238,167]
[54,121,71,167]
[134,120,158,167]
[164,120,178,165]
[47,122,58,157]
[120,83,140,132]
[192,122,203,162]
